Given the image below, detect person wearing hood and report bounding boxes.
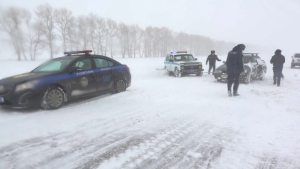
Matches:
[270,49,285,86]
[206,50,221,74]
[226,44,246,96]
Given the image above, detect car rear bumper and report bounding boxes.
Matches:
[213,73,248,82]
[292,63,300,66]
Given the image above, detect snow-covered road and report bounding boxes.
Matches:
[0,56,300,169]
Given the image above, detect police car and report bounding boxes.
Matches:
[164,51,204,77]
[0,50,131,109]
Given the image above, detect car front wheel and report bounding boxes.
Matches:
[174,68,182,77]
[41,86,65,110]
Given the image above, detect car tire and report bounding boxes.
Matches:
[112,78,126,93]
[41,86,65,110]
[245,74,252,84]
[174,68,182,77]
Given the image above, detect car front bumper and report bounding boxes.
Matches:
[0,89,43,109]
[181,69,204,74]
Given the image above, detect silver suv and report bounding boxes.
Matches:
[291,53,300,68]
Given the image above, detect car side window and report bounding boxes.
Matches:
[170,56,174,61]
[166,56,170,61]
[252,56,257,63]
[94,58,109,68]
[73,58,92,70]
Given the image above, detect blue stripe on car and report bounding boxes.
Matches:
[164,62,180,65]
[36,65,127,86]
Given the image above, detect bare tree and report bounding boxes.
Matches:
[36,4,56,59]
[54,8,73,52]
[0,7,29,61]
[118,23,129,58]
[105,19,118,58]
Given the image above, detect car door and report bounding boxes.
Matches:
[93,57,114,91]
[68,58,97,98]
[169,55,174,71]
[165,55,170,71]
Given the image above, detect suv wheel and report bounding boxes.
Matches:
[41,86,65,110]
[174,68,182,77]
[291,64,294,68]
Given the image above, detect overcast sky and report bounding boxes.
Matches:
[1,0,299,57]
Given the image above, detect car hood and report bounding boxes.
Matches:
[0,72,57,85]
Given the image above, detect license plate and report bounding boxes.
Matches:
[221,75,228,78]
[189,69,197,72]
[0,97,4,103]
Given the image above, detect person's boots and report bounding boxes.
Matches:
[233,90,239,96]
[228,90,232,97]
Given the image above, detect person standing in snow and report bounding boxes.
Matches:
[226,44,246,96]
[270,49,285,87]
[206,50,221,74]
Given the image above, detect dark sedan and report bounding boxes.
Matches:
[0,50,131,109]
[213,53,267,84]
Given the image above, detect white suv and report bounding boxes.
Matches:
[164,51,204,77]
[291,53,300,68]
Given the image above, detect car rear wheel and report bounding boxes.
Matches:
[112,78,126,93]
[41,86,65,110]
[259,72,265,80]
[245,74,252,84]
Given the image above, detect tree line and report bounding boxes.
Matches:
[0,4,261,61]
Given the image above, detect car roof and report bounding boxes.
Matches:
[243,53,259,57]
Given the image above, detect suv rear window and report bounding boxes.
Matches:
[295,54,300,58]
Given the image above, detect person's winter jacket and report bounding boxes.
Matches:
[206,55,221,65]
[226,45,244,74]
[270,54,285,68]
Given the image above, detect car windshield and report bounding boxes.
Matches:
[174,55,195,61]
[243,57,251,64]
[295,54,300,58]
[32,59,74,73]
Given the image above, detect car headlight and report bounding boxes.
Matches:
[0,85,4,92]
[15,80,38,92]
[199,63,202,65]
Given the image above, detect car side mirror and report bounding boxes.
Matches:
[194,58,198,60]
[69,67,82,73]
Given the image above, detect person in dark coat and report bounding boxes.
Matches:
[226,44,246,96]
[270,49,285,86]
[206,50,221,74]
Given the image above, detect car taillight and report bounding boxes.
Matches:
[292,59,294,63]
[127,66,130,72]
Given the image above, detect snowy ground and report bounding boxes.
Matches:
[0,56,300,169]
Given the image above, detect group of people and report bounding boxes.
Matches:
[205,44,285,97]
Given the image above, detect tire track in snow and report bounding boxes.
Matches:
[0,106,179,169]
